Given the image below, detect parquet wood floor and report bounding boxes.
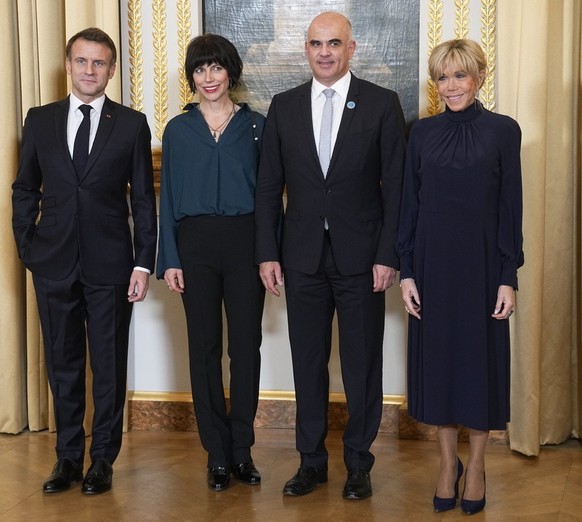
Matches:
[0,429,581,521]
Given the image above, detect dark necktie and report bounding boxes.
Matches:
[73,104,92,175]
[318,88,335,177]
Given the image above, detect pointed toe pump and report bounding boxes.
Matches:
[433,458,464,512]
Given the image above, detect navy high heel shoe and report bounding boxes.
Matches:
[433,458,464,512]
[461,472,486,515]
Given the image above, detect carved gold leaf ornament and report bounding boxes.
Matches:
[127,1,496,142]
[455,0,470,39]
[127,0,144,112]
[177,0,192,109]
[152,0,169,141]
[480,0,497,111]
[427,0,444,116]
[426,0,496,115]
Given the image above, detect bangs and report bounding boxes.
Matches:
[429,39,487,83]
[190,44,227,70]
[442,52,478,78]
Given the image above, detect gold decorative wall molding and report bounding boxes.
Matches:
[454,0,470,39]
[123,2,498,141]
[129,390,405,406]
[425,0,497,116]
[127,0,144,112]
[427,0,444,116]
[152,0,168,141]
[176,0,192,109]
[480,0,496,111]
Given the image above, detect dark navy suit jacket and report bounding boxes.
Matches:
[255,74,406,275]
[12,95,157,283]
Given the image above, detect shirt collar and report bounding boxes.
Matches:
[69,93,106,113]
[311,71,352,100]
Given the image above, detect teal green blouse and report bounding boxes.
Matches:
[156,103,265,277]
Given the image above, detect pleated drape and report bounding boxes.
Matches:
[498,0,581,456]
[0,0,121,435]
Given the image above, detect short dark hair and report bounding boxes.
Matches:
[184,34,243,94]
[66,27,117,65]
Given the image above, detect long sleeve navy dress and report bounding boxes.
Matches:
[397,100,524,431]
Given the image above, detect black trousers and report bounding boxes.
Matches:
[178,214,265,467]
[33,261,132,465]
[284,234,385,472]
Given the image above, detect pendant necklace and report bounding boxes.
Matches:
[199,103,236,142]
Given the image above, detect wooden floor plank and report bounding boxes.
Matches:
[0,429,581,521]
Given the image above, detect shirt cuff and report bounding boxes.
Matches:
[134,266,151,275]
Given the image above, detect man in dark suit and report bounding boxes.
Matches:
[12,28,157,495]
[255,12,406,500]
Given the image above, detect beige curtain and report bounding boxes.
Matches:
[498,0,581,456]
[0,0,121,435]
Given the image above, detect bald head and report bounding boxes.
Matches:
[308,11,353,40]
[305,11,356,86]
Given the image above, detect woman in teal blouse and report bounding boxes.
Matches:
[157,34,265,492]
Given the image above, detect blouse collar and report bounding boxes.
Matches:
[443,99,484,122]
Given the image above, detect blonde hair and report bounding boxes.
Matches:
[428,39,487,88]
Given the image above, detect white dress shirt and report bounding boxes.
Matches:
[311,71,352,157]
[67,93,106,158]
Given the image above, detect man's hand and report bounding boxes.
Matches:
[127,270,150,302]
[372,264,397,292]
[259,261,284,297]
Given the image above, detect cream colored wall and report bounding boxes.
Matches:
[121,0,490,398]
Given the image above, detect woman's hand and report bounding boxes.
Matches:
[401,278,421,319]
[492,284,515,320]
[165,268,185,294]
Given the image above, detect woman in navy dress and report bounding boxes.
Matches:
[397,39,523,515]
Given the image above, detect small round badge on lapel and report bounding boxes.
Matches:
[346,101,356,109]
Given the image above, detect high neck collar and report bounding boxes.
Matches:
[443,99,483,122]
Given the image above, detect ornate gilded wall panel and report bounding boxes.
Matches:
[425,0,497,115]
[480,0,496,111]
[120,1,497,144]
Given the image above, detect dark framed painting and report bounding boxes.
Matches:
[204,1,419,125]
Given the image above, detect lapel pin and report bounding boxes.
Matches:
[106,113,112,118]
[346,101,356,109]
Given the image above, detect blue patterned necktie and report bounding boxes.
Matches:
[318,88,335,177]
[73,104,92,175]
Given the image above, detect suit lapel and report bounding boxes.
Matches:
[57,98,77,178]
[298,82,320,167]
[327,74,360,176]
[80,96,118,180]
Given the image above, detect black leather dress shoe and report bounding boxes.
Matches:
[232,461,261,485]
[81,458,113,495]
[43,458,83,493]
[282,465,328,496]
[207,466,231,491]
[342,469,372,500]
